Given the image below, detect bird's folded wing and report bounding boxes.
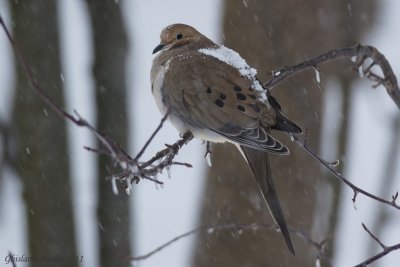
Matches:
[163,54,288,154]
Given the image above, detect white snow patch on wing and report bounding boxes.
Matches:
[198,46,267,101]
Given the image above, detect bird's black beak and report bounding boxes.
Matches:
[152,43,165,54]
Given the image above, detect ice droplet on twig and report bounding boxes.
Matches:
[166,165,172,179]
[315,258,321,267]
[206,153,212,167]
[111,177,119,195]
[328,159,340,167]
[358,66,364,78]
[314,68,321,83]
[125,180,132,195]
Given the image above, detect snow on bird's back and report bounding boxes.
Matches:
[198,45,267,101]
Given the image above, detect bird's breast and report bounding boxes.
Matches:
[151,58,172,116]
[151,57,227,143]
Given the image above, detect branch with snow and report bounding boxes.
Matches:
[265,44,400,109]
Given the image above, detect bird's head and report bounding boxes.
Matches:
[152,24,204,54]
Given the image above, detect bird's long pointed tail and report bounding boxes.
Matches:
[240,145,295,255]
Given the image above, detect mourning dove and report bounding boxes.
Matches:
[151,23,302,255]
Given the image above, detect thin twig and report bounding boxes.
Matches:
[138,131,194,176]
[362,223,386,249]
[290,133,400,210]
[353,223,400,267]
[204,141,211,157]
[134,110,169,161]
[0,16,83,125]
[0,14,192,187]
[140,131,194,169]
[127,223,327,262]
[171,161,193,168]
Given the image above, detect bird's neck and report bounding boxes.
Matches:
[155,38,217,64]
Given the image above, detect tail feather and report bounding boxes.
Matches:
[240,145,295,255]
[272,112,302,134]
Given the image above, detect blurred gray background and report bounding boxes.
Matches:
[0,0,399,267]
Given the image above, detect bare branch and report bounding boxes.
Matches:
[133,110,169,161]
[204,141,211,158]
[0,14,193,190]
[0,16,84,125]
[362,223,386,250]
[353,223,400,267]
[265,45,400,110]
[127,223,328,262]
[289,133,400,210]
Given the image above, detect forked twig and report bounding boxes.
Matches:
[289,133,400,210]
[353,223,400,266]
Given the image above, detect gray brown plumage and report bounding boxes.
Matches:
[151,23,301,255]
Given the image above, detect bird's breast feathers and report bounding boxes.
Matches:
[151,55,227,143]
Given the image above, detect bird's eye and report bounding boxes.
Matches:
[176,33,183,40]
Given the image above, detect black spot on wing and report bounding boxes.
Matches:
[237,105,246,112]
[220,93,227,100]
[234,86,241,92]
[236,93,247,100]
[206,87,212,94]
[215,99,224,108]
